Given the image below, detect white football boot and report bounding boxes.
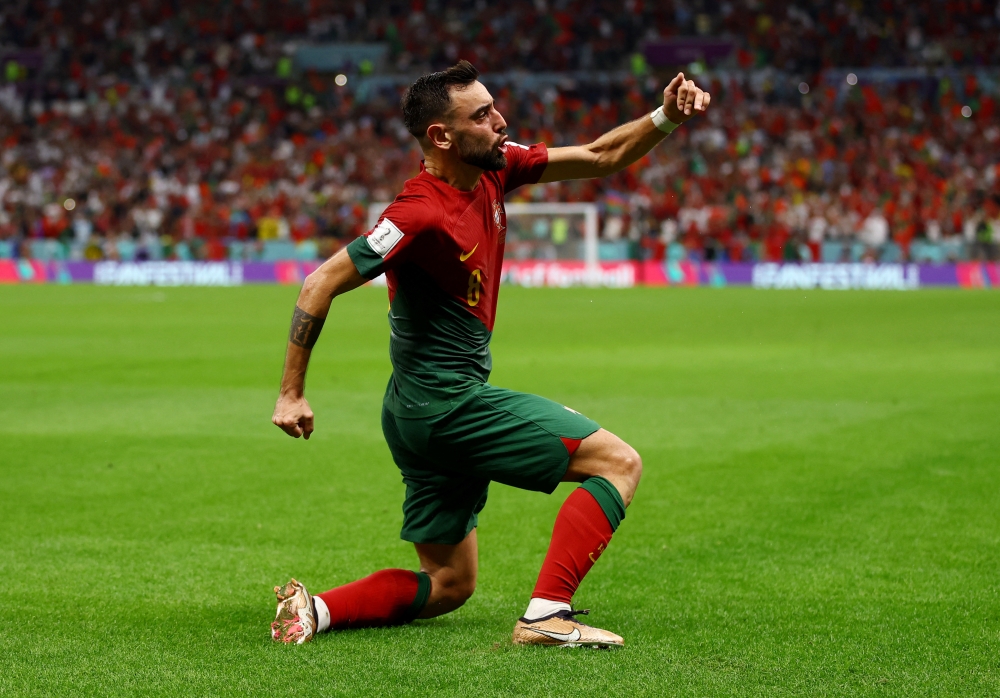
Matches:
[271,578,317,644]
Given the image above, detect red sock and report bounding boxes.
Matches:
[316,569,429,629]
[531,487,615,604]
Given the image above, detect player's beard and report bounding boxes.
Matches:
[456,131,508,171]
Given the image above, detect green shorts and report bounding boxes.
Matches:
[381,384,601,545]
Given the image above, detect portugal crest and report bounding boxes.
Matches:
[492,200,506,244]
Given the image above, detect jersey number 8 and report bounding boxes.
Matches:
[466,269,482,307]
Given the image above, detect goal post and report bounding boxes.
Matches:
[504,203,599,267]
[367,201,599,267]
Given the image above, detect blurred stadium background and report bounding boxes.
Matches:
[1,0,999,285]
[3,3,1000,696]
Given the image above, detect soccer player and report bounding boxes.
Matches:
[271,61,710,647]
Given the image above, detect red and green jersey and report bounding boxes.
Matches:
[347,142,548,417]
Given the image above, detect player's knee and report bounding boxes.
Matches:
[610,443,642,506]
[613,442,642,483]
[432,571,476,608]
[450,579,476,607]
[627,446,643,483]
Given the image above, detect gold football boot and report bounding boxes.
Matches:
[512,609,623,648]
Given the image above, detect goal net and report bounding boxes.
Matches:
[367,201,599,266]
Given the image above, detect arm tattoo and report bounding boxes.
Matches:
[289,306,326,349]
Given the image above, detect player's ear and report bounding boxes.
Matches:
[425,122,453,150]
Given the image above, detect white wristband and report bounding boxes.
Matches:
[650,106,680,134]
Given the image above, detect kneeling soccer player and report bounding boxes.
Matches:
[270,61,710,648]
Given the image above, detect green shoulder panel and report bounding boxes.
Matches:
[346,236,384,280]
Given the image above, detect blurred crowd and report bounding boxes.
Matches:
[1,0,999,263]
[4,0,999,76]
[614,74,1000,264]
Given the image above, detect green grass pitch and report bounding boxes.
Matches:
[1,285,998,696]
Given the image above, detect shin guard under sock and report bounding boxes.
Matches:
[530,476,626,605]
[316,569,431,630]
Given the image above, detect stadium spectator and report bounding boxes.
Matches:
[1,0,998,263]
[3,0,999,77]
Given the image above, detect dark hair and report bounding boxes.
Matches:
[401,60,480,139]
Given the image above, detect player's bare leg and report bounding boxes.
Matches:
[513,428,641,648]
[414,529,479,618]
[561,429,642,504]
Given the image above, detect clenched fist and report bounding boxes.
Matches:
[663,72,711,124]
[272,393,315,439]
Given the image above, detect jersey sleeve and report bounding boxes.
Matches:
[346,194,436,279]
[501,141,549,193]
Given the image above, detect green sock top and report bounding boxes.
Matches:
[580,476,626,531]
[407,571,432,620]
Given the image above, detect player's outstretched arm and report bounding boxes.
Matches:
[272,249,367,439]
[538,72,711,183]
